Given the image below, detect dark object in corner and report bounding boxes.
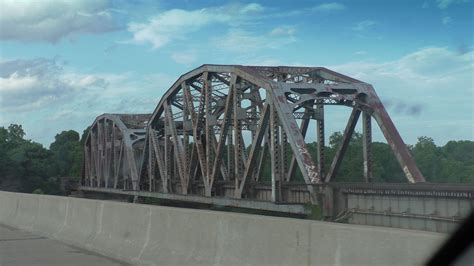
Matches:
[427,211,474,265]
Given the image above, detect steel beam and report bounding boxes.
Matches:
[82,64,426,206]
[362,112,372,182]
[325,108,361,182]
[236,103,269,198]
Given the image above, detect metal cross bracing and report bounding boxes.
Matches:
[131,64,425,205]
[82,113,151,190]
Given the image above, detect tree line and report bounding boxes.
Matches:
[264,133,474,183]
[0,124,85,194]
[0,124,472,195]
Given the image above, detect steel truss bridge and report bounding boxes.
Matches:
[80,65,473,233]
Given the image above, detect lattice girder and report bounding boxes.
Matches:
[82,114,150,190]
[139,65,424,203]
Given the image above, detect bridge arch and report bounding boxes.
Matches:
[139,64,425,203]
[82,113,150,190]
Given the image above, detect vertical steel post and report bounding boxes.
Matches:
[316,102,325,178]
[227,129,234,180]
[270,104,282,202]
[362,112,373,182]
[148,137,155,191]
[233,77,244,191]
[204,73,213,190]
[281,131,289,182]
[164,118,172,191]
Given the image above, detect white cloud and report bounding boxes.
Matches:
[0,73,38,93]
[313,2,346,11]
[127,3,264,49]
[239,3,264,13]
[437,0,454,8]
[0,57,176,146]
[270,26,296,36]
[0,58,107,112]
[0,0,119,42]
[213,28,296,53]
[436,0,472,9]
[442,16,452,25]
[171,51,198,66]
[213,29,266,53]
[329,47,474,143]
[332,47,472,85]
[352,20,377,31]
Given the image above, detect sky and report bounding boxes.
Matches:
[0,0,473,148]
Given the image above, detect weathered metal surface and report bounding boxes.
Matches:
[132,65,424,204]
[331,182,474,233]
[82,65,429,212]
[82,113,150,190]
[79,180,473,233]
[79,186,309,214]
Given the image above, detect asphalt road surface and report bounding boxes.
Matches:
[0,224,128,266]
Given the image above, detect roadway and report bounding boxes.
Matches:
[0,224,128,266]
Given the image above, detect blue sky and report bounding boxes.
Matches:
[0,0,473,147]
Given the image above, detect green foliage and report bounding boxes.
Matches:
[32,188,44,194]
[0,127,54,192]
[0,124,82,194]
[0,123,473,198]
[371,142,404,182]
[412,138,474,183]
[49,130,82,179]
[80,126,91,145]
[7,124,26,145]
[258,131,473,183]
[142,197,163,205]
[304,204,323,220]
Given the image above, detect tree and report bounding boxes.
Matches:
[437,140,474,183]
[0,124,58,193]
[0,127,10,178]
[412,136,440,181]
[49,130,82,179]
[7,140,55,193]
[80,126,91,145]
[325,131,364,182]
[7,124,25,144]
[371,142,404,182]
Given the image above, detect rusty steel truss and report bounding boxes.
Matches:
[82,65,425,206]
[82,114,150,190]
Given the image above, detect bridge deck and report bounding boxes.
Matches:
[80,186,309,214]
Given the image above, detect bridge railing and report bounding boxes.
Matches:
[329,182,474,233]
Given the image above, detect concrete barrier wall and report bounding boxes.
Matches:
[0,191,447,265]
[346,193,473,233]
